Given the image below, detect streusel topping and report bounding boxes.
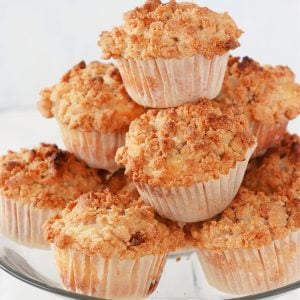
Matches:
[217,56,300,124]
[244,133,300,197]
[44,190,185,259]
[0,144,103,209]
[190,187,300,250]
[116,100,255,187]
[106,169,139,199]
[99,0,242,60]
[38,61,145,133]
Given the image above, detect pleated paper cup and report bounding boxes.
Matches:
[52,246,167,299]
[0,194,57,249]
[116,52,229,108]
[136,144,256,223]
[251,120,288,157]
[60,125,125,172]
[196,230,300,295]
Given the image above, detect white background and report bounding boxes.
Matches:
[0,1,300,299]
[0,0,300,109]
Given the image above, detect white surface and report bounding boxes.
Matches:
[0,0,300,109]
[0,109,300,300]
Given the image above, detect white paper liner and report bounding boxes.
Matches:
[251,120,288,157]
[117,52,229,108]
[196,230,300,295]
[0,195,57,249]
[60,125,125,172]
[52,246,167,299]
[136,144,256,223]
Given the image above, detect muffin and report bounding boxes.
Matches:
[0,144,103,249]
[244,133,300,197]
[216,56,300,157]
[190,187,300,295]
[116,100,256,223]
[38,61,146,172]
[99,0,242,108]
[44,190,185,299]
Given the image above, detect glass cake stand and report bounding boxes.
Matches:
[0,109,299,300]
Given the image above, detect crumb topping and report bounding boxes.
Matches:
[0,144,103,209]
[99,0,242,60]
[38,61,146,133]
[244,133,300,198]
[116,100,255,187]
[44,190,185,258]
[106,169,139,199]
[190,187,300,250]
[217,56,300,124]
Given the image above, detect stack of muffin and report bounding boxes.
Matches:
[0,0,299,298]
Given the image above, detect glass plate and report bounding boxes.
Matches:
[0,235,299,300]
[0,109,299,300]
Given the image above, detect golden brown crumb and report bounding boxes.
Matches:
[44,189,185,259]
[244,133,300,199]
[99,0,242,60]
[190,187,299,250]
[37,61,146,133]
[116,100,255,187]
[216,56,300,124]
[106,169,139,199]
[0,144,103,209]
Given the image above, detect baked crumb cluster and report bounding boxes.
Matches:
[99,0,242,60]
[106,169,140,199]
[190,187,300,250]
[38,61,145,133]
[217,56,300,124]
[0,144,102,209]
[44,190,185,259]
[116,100,255,186]
[244,133,300,198]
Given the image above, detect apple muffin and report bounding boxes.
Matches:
[0,143,103,248]
[38,60,145,171]
[116,100,256,222]
[44,189,185,298]
[190,187,300,295]
[216,56,300,157]
[99,0,242,107]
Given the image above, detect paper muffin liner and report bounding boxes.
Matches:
[196,230,300,295]
[136,144,256,223]
[52,246,167,299]
[60,125,125,172]
[0,194,57,249]
[116,52,229,108]
[251,120,288,157]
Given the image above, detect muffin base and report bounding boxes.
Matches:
[0,195,56,249]
[60,125,125,172]
[196,230,300,295]
[136,144,256,223]
[251,120,288,157]
[52,246,167,299]
[117,52,229,108]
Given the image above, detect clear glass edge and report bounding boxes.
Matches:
[0,256,299,300]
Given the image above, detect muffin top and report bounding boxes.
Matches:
[244,133,300,197]
[44,190,185,259]
[116,100,255,187]
[217,56,300,124]
[190,187,300,250]
[99,0,242,60]
[0,144,103,209]
[38,61,146,133]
